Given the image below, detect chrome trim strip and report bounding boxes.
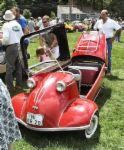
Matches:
[17,118,90,131]
[29,60,57,69]
[78,46,99,48]
[94,88,101,101]
[68,66,98,71]
[34,74,53,105]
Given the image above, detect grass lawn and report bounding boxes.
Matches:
[14,31,124,150]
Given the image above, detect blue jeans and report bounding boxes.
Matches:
[106,38,112,73]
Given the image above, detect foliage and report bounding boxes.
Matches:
[0,2,5,12]
[110,0,124,18]
[23,9,32,19]
[50,11,56,19]
[0,0,16,12]
[0,0,124,19]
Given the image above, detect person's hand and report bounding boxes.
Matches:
[45,48,51,56]
[45,47,49,53]
[111,36,115,43]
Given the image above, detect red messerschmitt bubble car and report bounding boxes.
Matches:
[12,23,107,139]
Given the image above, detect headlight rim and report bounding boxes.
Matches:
[56,80,66,92]
[27,77,36,89]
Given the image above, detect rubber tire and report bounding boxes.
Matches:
[85,113,99,139]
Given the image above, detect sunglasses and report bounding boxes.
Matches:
[43,21,47,24]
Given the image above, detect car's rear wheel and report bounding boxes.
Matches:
[85,113,99,139]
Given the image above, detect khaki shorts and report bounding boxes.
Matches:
[0,64,6,73]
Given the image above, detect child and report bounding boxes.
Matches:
[36,47,50,62]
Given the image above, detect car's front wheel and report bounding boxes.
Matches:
[85,113,99,139]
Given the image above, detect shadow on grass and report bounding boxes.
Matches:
[20,125,100,150]
[117,41,124,43]
[105,75,124,81]
[96,86,112,110]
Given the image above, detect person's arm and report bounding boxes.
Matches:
[24,27,29,34]
[93,20,99,31]
[21,19,29,34]
[23,25,29,34]
[112,28,122,42]
[50,33,58,49]
[1,23,9,45]
[39,34,46,47]
[112,20,121,42]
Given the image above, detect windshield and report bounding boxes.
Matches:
[29,60,58,74]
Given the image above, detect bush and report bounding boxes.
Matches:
[23,9,32,19]
[50,11,56,19]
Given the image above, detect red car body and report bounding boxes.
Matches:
[12,24,107,139]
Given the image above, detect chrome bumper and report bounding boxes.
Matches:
[17,118,90,132]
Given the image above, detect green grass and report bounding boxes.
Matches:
[14,31,124,150]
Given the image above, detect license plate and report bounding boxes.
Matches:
[26,113,44,126]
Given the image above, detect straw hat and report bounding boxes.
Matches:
[3,10,15,21]
[38,17,41,20]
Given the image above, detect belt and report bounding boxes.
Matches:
[106,38,112,40]
[7,43,18,47]
[4,43,18,51]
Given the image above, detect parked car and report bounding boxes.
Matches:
[72,21,86,32]
[12,24,107,139]
[64,22,74,32]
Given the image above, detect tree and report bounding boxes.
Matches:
[0,0,123,18]
[110,0,124,18]
[50,11,56,19]
[0,0,16,12]
[23,9,32,19]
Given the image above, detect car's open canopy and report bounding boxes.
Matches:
[20,23,70,70]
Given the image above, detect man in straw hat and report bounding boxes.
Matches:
[0,10,23,93]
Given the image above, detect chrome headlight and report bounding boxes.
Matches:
[56,81,66,92]
[27,78,36,89]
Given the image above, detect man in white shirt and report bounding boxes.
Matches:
[94,10,121,76]
[0,10,23,93]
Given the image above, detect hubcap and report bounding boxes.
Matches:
[85,114,98,139]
